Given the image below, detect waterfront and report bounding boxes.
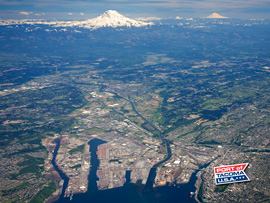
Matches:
[54,138,200,203]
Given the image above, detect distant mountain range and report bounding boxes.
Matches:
[1,10,267,31]
[0,10,153,29]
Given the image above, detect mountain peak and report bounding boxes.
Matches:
[100,10,122,18]
[205,13,228,19]
[104,10,120,15]
[83,10,153,29]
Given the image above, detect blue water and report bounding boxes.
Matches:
[52,139,69,199]
[53,138,201,203]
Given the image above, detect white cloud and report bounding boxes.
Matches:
[35,13,45,16]
[68,13,73,15]
[19,12,30,15]
[136,17,162,21]
[80,13,85,16]
[175,16,183,19]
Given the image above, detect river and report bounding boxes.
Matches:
[104,91,172,190]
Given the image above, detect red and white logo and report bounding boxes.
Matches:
[214,163,250,185]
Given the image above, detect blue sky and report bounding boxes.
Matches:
[0,0,269,19]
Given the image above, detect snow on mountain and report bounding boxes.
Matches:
[81,10,153,28]
[205,13,228,19]
[0,10,153,29]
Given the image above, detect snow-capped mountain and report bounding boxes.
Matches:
[204,13,228,19]
[86,10,153,28]
[55,10,153,29]
[0,10,153,29]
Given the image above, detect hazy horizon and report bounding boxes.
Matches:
[0,0,269,20]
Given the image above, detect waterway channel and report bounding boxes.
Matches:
[54,138,207,203]
[51,139,69,199]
